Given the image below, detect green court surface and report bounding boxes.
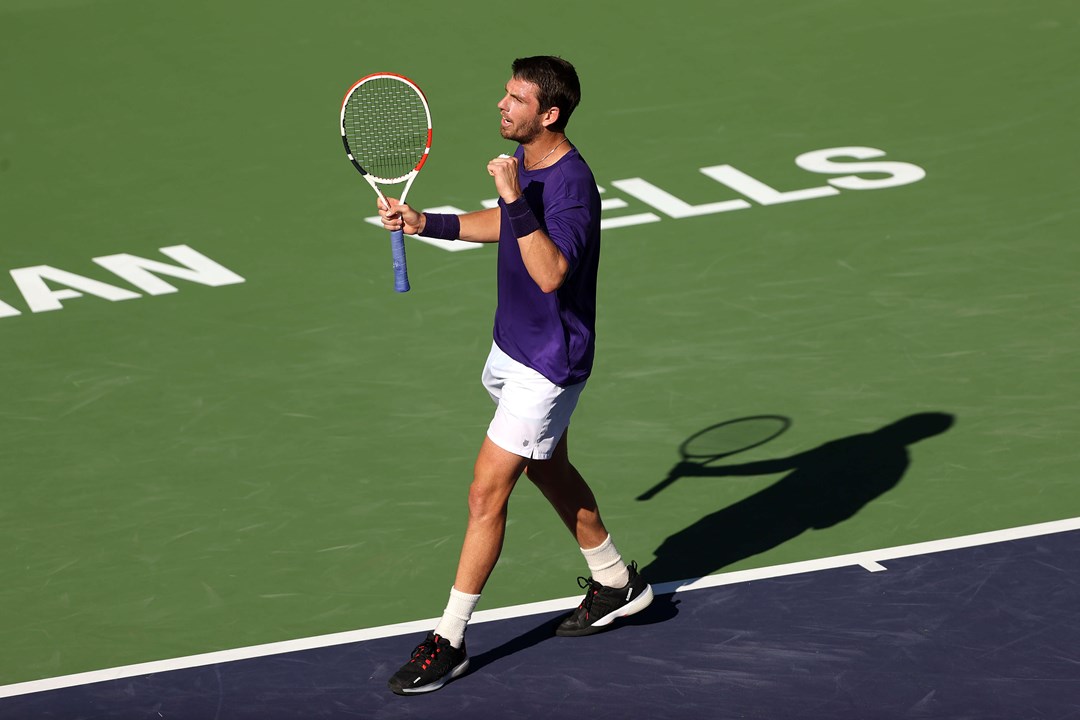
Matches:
[1,0,1077,688]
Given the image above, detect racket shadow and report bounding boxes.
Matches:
[637,415,792,501]
[639,412,956,587]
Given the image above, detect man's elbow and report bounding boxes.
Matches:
[537,263,569,294]
[537,278,563,294]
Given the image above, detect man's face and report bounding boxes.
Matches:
[497,76,547,143]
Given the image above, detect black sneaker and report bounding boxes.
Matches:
[387,632,469,695]
[556,561,654,637]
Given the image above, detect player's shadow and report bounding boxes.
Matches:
[471,412,954,673]
[638,412,956,586]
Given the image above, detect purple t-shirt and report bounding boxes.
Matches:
[493,145,601,386]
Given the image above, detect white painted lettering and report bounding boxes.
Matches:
[92,244,246,295]
[0,299,21,318]
[597,185,662,229]
[700,165,840,205]
[10,266,140,313]
[794,146,926,190]
[609,178,750,218]
[355,146,925,254]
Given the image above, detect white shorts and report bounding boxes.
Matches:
[481,341,586,459]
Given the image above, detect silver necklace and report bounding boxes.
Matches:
[525,137,569,170]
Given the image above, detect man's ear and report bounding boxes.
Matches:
[540,106,561,129]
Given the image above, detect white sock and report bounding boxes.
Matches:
[581,534,630,589]
[433,586,480,649]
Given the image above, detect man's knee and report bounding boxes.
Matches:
[466,478,507,521]
[469,441,527,520]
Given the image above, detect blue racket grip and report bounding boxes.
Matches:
[390,229,410,292]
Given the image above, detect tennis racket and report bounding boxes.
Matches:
[340,72,432,293]
[636,415,791,501]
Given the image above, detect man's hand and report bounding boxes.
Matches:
[377,197,424,235]
[487,155,522,203]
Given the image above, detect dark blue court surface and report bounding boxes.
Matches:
[4,530,1078,720]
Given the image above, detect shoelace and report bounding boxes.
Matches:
[575,576,604,618]
[409,636,443,670]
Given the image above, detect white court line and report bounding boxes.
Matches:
[2,516,1078,700]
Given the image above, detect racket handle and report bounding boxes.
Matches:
[390,229,410,292]
[636,469,680,501]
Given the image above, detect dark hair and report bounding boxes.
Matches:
[511,56,580,132]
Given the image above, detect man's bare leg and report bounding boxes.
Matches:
[524,430,610,550]
[452,436,530,595]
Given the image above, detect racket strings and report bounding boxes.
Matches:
[344,78,428,181]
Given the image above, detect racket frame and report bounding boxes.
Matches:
[340,72,433,293]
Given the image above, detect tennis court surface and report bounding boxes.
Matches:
[3,520,1079,717]
[1,0,1077,716]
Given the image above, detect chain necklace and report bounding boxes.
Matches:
[524,137,569,170]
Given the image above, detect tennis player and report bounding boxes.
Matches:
[377,56,653,695]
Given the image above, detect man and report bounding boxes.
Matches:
[377,56,652,696]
